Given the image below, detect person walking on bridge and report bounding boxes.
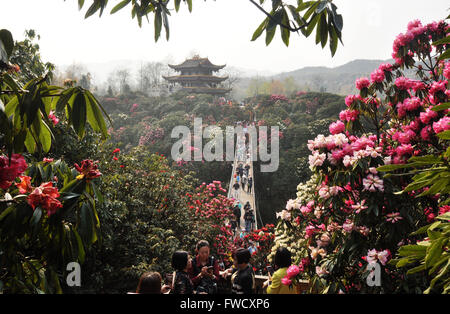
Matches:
[247,176,253,194]
[233,202,242,229]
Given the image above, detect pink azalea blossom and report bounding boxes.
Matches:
[281,276,292,286]
[352,200,368,214]
[286,265,300,278]
[362,174,384,192]
[355,77,370,90]
[370,69,385,83]
[386,212,403,223]
[329,120,345,135]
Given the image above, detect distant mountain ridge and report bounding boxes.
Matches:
[272,59,394,95]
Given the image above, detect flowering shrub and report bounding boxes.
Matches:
[241,224,275,275]
[271,19,450,294]
[0,156,103,293]
[185,181,235,261]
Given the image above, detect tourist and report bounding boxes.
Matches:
[244,201,251,211]
[248,242,257,255]
[241,174,247,190]
[188,240,220,294]
[230,216,237,236]
[233,181,240,199]
[263,247,296,294]
[247,177,253,194]
[228,248,255,294]
[244,164,250,176]
[171,250,194,294]
[233,203,241,229]
[244,209,255,232]
[133,272,171,294]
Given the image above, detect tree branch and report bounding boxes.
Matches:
[248,0,312,32]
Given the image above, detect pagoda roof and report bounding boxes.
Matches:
[168,56,226,71]
[163,74,229,83]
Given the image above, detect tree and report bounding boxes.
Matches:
[9,29,55,84]
[72,0,344,55]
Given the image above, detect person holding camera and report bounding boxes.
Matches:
[188,240,220,294]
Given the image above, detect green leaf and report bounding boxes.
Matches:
[38,118,52,153]
[315,0,328,13]
[432,35,450,46]
[85,91,109,138]
[186,0,192,13]
[304,13,320,37]
[110,0,130,14]
[281,10,290,47]
[431,102,450,111]
[30,207,43,226]
[319,12,328,48]
[154,9,162,42]
[437,130,450,140]
[438,49,450,61]
[0,29,14,60]
[425,237,445,269]
[72,91,87,138]
[174,0,181,12]
[251,17,269,41]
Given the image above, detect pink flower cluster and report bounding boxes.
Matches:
[370,69,385,83]
[355,77,370,90]
[432,116,450,134]
[329,120,345,135]
[366,249,391,266]
[339,109,360,122]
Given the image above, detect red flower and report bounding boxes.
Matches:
[113,157,118,161]
[15,175,33,194]
[75,160,102,181]
[112,148,120,154]
[27,182,62,216]
[43,158,54,164]
[0,154,27,190]
[48,111,59,126]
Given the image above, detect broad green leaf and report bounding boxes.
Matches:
[154,9,162,42]
[110,0,130,14]
[432,35,450,46]
[0,29,14,59]
[281,10,290,46]
[431,102,450,111]
[251,17,268,41]
[72,91,87,138]
[438,49,450,61]
[30,207,42,226]
[315,0,328,13]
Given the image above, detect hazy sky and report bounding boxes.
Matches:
[1,0,449,75]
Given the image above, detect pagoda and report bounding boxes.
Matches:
[163,55,231,95]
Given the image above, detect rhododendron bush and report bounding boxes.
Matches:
[271,20,450,294]
[0,156,103,293]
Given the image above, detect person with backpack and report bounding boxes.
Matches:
[247,176,253,194]
[244,201,251,212]
[188,240,220,294]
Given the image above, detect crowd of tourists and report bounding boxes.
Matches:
[132,240,297,295]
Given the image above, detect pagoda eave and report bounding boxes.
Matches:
[163,75,228,83]
[180,86,231,95]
